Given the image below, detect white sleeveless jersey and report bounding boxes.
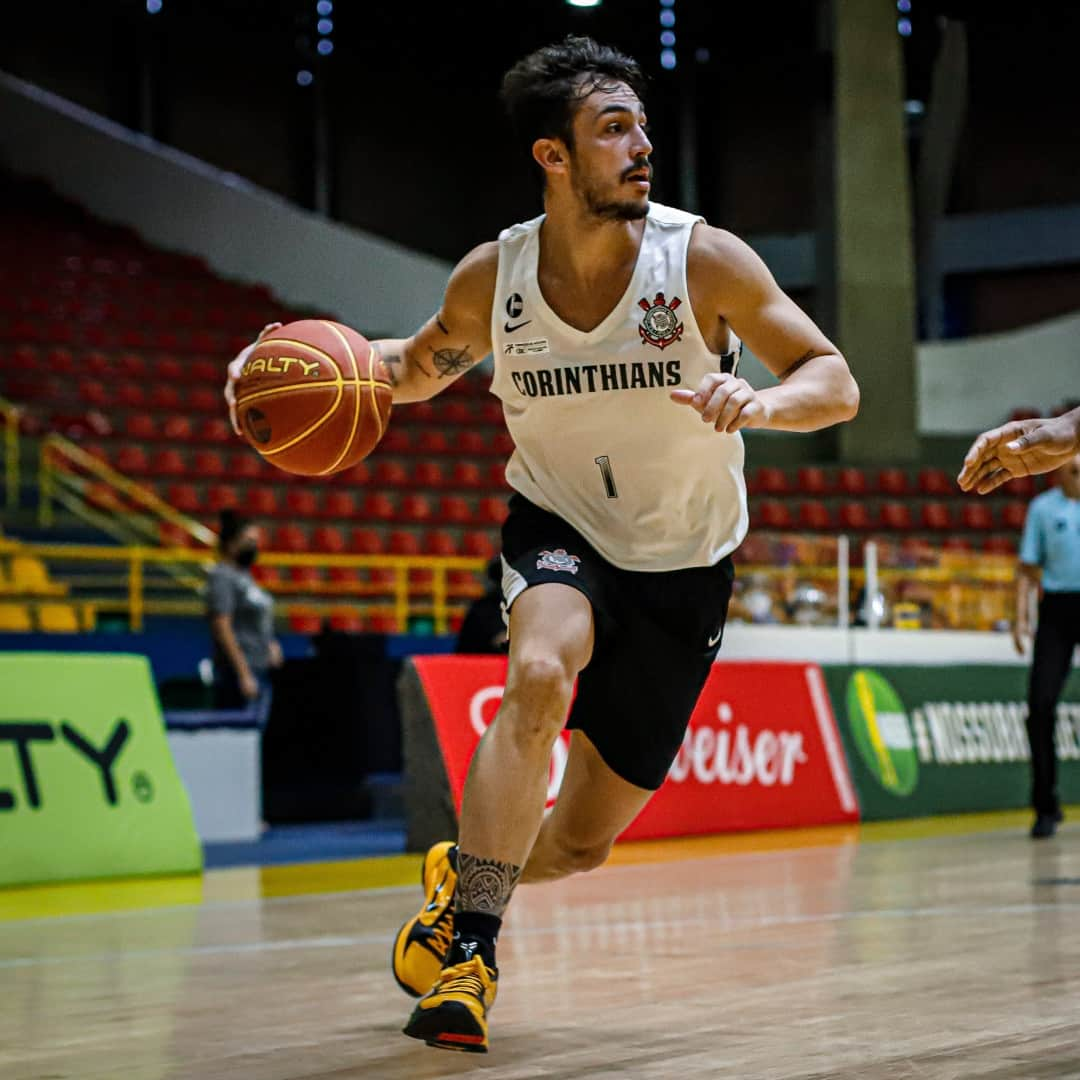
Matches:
[490,202,748,572]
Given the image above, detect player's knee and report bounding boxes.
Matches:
[557,839,611,875]
[511,654,576,705]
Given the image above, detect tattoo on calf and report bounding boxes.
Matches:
[456,852,523,916]
[429,344,475,378]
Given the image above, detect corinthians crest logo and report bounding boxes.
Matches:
[638,291,684,350]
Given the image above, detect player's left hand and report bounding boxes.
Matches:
[670,373,772,433]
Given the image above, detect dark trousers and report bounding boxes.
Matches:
[1027,592,1080,816]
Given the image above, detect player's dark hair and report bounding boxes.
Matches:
[218,509,247,552]
[500,36,647,160]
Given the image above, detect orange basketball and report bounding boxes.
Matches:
[234,319,392,476]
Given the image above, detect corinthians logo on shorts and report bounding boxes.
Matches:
[536,549,581,574]
[638,291,684,350]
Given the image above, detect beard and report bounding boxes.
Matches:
[573,170,650,222]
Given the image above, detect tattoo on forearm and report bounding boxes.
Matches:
[456,852,522,916]
[429,344,475,378]
[782,349,817,378]
[436,315,450,335]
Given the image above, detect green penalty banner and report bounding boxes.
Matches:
[0,653,202,887]
[822,664,1080,820]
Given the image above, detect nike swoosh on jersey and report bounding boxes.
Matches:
[504,320,532,333]
[707,628,723,647]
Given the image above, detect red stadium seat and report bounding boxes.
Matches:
[441,401,472,425]
[411,401,437,424]
[475,496,508,525]
[198,417,231,443]
[920,502,954,531]
[374,460,409,488]
[351,527,383,554]
[150,448,186,477]
[877,502,913,531]
[123,414,157,441]
[417,430,451,455]
[287,607,323,633]
[876,468,909,496]
[272,525,308,552]
[206,484,239,512]
[328,607,364,632]
[960,503,994,531]
[361,492,396,521]
[284,488,318,517]
[150,385,183,411]
[188,387,219,413]
[754,467,789,496]
[84,351,111,376]
[917,468,952,496]
[155,355,184,382]
[312,526,346,553]
[115,445,149,474]
[328,566,363,589]
[167,483,200,513]
[159,521,195,549]
[424,530,458,557]
[796,466,829,496]
[332,462,370,487]
[941,536,973,552]
[983,536,1017,555]
[1000,502,1027,530]
[452,462,484,489]
[251,565,282,589]
[388,530,422,556]
[229,450,264,479]
[115,353,147,379]
[1001,475,1036,498]
[836,467,868,497]
[797,501,832,530]
[161,416,193,442]
[322,491,358,518]
[755,500,793,529]
[411,460,446,489]
[438,496,472,525]
[189,358,219,383]
[488,462,508,489]
[193,449,226,476]
[116,385,146,409]
[398,493,434,523]
[379,429,412,454]
[243,487,279,516]
[837,502,872,530]
[78,379,111,407]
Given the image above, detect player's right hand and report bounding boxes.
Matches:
[1012,619,1029,656]
[958,410,1080,494]
[225,323,282,436]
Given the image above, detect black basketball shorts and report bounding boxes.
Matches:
[499,493,734,791]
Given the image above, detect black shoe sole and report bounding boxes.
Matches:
[403,1001,487,1053]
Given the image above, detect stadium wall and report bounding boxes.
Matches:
[0,72,451,338]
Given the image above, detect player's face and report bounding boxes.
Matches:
[1060,453,1080,498]
[566,82,653,222]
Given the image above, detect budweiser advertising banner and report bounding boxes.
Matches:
[409,657,859,841]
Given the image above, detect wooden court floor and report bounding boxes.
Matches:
[3,809,1080,1080]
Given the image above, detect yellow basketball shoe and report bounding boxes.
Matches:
[391,841,457,997]
[402,954,498,1053]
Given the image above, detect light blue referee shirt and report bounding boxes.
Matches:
[1018,488,1080,592]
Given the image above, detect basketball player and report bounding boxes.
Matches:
[959,405,1080,494]
[227,37,859,1053]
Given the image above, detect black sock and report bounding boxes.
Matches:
[447,910,501,970]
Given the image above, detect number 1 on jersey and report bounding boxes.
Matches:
[594,455,619,499]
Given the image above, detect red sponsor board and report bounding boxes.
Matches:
[411,657,859,841]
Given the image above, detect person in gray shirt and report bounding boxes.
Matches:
[206,510,281,722]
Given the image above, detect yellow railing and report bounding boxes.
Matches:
[16,543,485,634]
[0,396,21,511]
[38,433,215,548]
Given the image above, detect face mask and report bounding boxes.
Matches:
[234,545,258,568]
